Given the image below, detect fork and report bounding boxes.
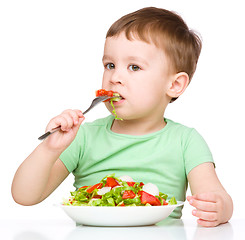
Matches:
[38,95,111,140]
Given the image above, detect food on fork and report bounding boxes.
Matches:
[62,174,177,207]
[96,89,123,120]
[95,89,121,101]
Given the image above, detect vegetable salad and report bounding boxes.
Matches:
[63,174,177,207]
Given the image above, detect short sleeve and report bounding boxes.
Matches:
[59,126,85,173]
[183,129,214,176]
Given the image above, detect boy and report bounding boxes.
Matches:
[12,7,233,227]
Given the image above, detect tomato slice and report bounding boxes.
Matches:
[126,182,135,187]
[105,177,120,188]
[93,195,102,199]
[122,190,136,199]
[138,191,161,206]
[107,90,114,97]
[96,89,116,98]
[95,90,100,97]
[86,183,103,193]
[162,198,168,205]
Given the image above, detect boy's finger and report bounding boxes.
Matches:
[68,110,80,125]
[51,115,68,131]
[64,109,84,125]
[196,218,219,227]
[74,109,84,117]
[61,113,74,131]
[74,110,85,124]
[188,198,217,212]
[193,209,218,222]
[191,192,217,203]
[73,117,85,132]
[78,116,85,124]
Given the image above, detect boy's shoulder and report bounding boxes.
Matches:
[165,118,195,138]
[165,118,193,130]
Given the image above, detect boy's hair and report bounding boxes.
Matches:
[106,7,202,102]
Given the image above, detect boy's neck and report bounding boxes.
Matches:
[111,116,166,136]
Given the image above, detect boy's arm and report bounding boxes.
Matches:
[187,162,233,227]
[11,144,69,205]
[39,158,69,202]
[11,109,85,206]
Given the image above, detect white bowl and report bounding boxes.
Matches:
[60,201,184,227]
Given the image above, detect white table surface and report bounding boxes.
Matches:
[0,217,244,240]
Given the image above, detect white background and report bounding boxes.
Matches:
[0,0,244,221]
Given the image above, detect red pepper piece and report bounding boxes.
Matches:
[95,89,117,100]
[122,190,136,199]
[105,177,120,188]
[107,90,114,97]
[93,195,102,199]
[78,186,88,190]
[96,89,107,97]
[138,191,161,206]
[86,183,103,193]
[126,182,135,187]
[96,89,111,97]
[95,90,100,97]
[162,198,168,205]
[104,90,115,102]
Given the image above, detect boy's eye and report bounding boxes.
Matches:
[129,65,140,71]
[105,63,115,70]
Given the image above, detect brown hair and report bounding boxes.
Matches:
[106,7,202,102]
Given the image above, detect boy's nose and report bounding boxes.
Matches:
[110,70,123,85]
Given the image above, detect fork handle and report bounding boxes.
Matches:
[38,126,61,140]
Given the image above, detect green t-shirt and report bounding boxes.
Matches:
[60,115,214,218]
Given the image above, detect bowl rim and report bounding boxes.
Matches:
[59,200,184,209]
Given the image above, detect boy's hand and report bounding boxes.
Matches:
[187,192,225,227]
[42,109,85,152]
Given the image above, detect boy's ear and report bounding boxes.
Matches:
[167,72,189,99]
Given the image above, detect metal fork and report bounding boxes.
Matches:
[38,95,111,140]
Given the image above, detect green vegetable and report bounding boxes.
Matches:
[123,196,141,205]
[109,93,123,121]
[159,192,168,200]
[107,197,116,206]
[168,196,177,205]
[110,100,123,121]
[110,93,121,101]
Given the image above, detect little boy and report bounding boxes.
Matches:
[12,7,233,227]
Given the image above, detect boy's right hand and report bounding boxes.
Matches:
[42,109,85,153]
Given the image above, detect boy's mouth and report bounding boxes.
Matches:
[110,92,124,102]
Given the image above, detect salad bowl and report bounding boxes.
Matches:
[60,201,184,227]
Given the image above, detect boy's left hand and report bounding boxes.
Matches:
[187,192,225,227]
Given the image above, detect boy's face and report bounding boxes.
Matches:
[102,32,174,121]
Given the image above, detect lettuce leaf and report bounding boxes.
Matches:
[168,196,177,205]
[110,100,123,121]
